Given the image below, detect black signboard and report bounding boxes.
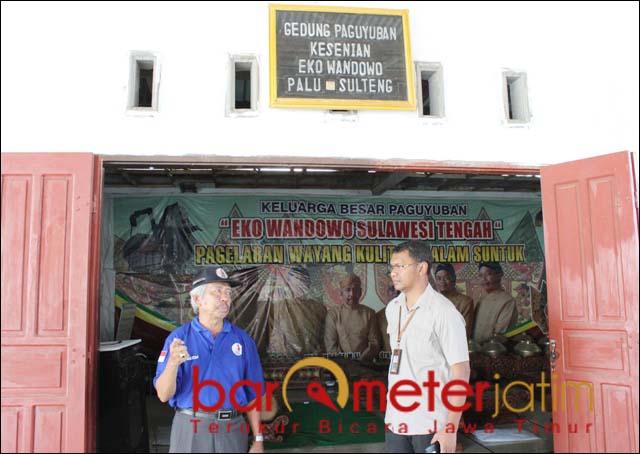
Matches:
[269,4,416,110]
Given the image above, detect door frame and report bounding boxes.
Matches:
[85,156,103,452]
[89,154,542,449]
[100,155,542,175]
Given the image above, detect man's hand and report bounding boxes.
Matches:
[155,338,188,403]
[249,441,264,453]
[432,430,456,453]
[168,338,189,366]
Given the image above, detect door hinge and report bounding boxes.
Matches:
[92,196,98,214]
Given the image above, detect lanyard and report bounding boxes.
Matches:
[396,304,419,346]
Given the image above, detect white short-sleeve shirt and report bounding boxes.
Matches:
[384,284,469,435]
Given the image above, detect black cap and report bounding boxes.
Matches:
[434,263,456,281]
[478,262,503,274]
[192,266,241,289]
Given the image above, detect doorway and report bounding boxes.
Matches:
[97,157,554,452]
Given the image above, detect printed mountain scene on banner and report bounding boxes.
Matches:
[121,202,201,274]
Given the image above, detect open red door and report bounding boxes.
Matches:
[541,151,639,452]
[1,153,99,452]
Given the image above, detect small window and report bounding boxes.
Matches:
[421,76,431,116]
[235,63,252,109]
[503,71,530,122]
[415,62,444,118]
[128,51,160,111]
[228,56,258,115]
[137,63,153,108]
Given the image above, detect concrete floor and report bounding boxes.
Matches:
[145,395,554,453]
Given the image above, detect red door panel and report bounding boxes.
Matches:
[1,153,96,453]
[541,151,639,453]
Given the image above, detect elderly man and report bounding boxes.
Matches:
[434,263,475,338]
[324,273,381,362]
[473,262,519,344]
[154,266,266,453]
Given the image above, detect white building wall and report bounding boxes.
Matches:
[1,1,638,168]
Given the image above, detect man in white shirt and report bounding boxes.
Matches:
[385,241,470,453]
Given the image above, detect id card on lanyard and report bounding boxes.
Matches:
[389,304,419,375]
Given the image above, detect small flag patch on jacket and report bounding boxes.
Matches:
[158,350,167,363]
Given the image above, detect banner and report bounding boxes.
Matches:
[111,195,547,357]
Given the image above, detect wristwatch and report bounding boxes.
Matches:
[254,434,264,442]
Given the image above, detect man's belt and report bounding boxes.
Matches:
[176,408,240,420]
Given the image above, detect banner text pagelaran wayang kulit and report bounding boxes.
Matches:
[111,195,547,356]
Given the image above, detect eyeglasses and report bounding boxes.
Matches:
[388,263,418,273]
